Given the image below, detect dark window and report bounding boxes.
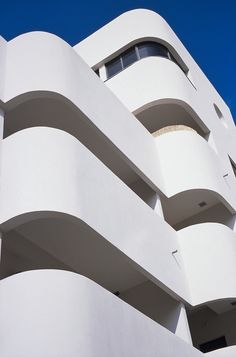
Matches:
[138,42,169,59]
[199,336,227,353]
[122,46,138,68]
[105,41,186,79]
[106,57,122,78]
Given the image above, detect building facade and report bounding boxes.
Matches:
[0,8,236,356]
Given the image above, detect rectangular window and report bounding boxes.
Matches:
[106,57,122,78]
[138,42,169,59]
[105,41,188,80]
[121,46,138,68]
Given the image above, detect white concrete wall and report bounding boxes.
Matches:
[0,17,235,207]
[75,8,235,130]
[154,130,235,208]
[0,36,6,100]
[1,31,165,194]
[75,9,236,206]
[0,9,235,355]
[105,56,197,115]
[0,127,189,300]
[129,179,164,216]
[0,270,203,357]
[121,281,192,343]
[105,55,235,165]
[178,223,236,305]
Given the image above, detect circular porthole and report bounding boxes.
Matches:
[214,104,227,128]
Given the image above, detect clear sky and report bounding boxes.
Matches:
[1,0,235,121]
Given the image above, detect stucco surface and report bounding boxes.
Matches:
[0,270,203,357]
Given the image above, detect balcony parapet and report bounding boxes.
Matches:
[0,126,189,301]
[153,129,235,211]
[0,31,166,195]
[178,223,236,306]
[0,270,203,357]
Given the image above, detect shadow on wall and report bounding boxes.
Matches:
[135,102,209,137]
[120,280,183,334]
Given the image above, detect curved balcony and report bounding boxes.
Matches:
[178,223,236,307]
[105,55,236,145]
[75,9,190,69]
[0,270,203,357]
[153,128,235,227]
[155,128,230,197]
[76,9,234,134]
[106,56,209,134]
[0,126,189,300]
[1,31,165,195]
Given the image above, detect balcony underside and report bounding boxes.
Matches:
[136,102,207,136]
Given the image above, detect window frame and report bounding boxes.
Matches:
[105,40,187,80]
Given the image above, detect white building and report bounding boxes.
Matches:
[0,8,235,356]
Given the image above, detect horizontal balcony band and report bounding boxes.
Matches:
[75,9,191,70]
[105,56,232,139]
[0,126,189,301]
[3,113,235,215]
[75,9,234,134]
[106,57,198,116]
[0,32,165,195]
[0,32,235,205]
[154,130,235,213]
[0,269,203,357]
[178,223,236,307]
[1,127,235,306]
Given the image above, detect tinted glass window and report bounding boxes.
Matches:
[106,57,122,78]
[138,42,169,59]
[105,41,184,80]
[122,47,138,68]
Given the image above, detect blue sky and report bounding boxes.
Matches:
[1,0,235,121]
